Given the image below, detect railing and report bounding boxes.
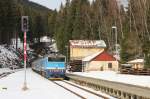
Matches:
[120,68,150,75]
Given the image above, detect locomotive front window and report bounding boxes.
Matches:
[48,57,65,62]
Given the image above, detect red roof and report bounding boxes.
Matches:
[92,51,116,61]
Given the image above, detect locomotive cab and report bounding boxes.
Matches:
[46,54,66,80]
[32,53,66,80]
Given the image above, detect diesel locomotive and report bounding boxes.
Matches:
[32,53,66,80]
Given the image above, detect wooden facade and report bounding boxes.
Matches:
[69,40,106,60]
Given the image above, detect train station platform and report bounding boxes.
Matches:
[0,69,80,99]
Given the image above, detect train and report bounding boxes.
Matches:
[32,53,66,80]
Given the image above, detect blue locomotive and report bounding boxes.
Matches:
[32,53,66,80]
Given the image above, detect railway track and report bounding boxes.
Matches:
[0,72,12,79]
[0,69,22,79]
[51,80,109,99]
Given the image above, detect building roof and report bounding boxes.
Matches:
[69,40,106,48]
[127,59,144,64]
[93,51,116,61]
[82,51,116,62]
[40,36,51,42]
[82,51,103,62]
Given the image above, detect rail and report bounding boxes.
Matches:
[51,80,109,99]
[0,72,12,79]
[52,81,86,99]
[62,80,109,99]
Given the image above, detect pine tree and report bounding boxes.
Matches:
[48,10,57,37]
[54,3,66,54]
[0,0,18,44]
[34,15,45,41]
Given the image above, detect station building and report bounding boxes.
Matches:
[69,40,119,72]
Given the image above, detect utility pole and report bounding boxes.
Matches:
[21,16,29,91]
[15,31,18,51]
[65,45,69,71]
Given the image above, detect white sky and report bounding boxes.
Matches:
[29,0,128,10]
[29,0,66,10]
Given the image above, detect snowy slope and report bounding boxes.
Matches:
[0,45,19,68]
[73,71,150,88]
[0,69,81,99]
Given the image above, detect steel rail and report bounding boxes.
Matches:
[62,80,109,99]
[52,81,86,99]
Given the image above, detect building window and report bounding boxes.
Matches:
[108,63,112,68]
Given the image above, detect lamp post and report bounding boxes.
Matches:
[112,26,118,58]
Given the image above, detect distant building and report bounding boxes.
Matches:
[40,36,51,47]
[69,40,106,60]
[11,38,29,50]
[127,59,144,69]
[82,51,119,72]
[40,36,51,43]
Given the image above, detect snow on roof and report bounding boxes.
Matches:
[47,53,65,58]
[82,51,103,62]
[127,59,144,64]
[40,36,51,42]
[70,40,106,48]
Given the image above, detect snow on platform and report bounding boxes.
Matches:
[72,71,150,88]
[0,68,12,74]
[0,69,80,99]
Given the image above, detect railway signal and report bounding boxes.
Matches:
[21,16,29,32]
[21,16,29,91]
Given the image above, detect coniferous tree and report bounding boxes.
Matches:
[0,0,18,44]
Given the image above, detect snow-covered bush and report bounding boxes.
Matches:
[0,45,19,68]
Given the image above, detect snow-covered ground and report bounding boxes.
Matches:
[73,71,150,88]
[0,68,12,74]
[0,69,81,99]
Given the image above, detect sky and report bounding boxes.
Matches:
[29,0,66,10]
[29,0,128,10]
[117,0,128,7]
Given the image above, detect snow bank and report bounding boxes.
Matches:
[73,71,150,88]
